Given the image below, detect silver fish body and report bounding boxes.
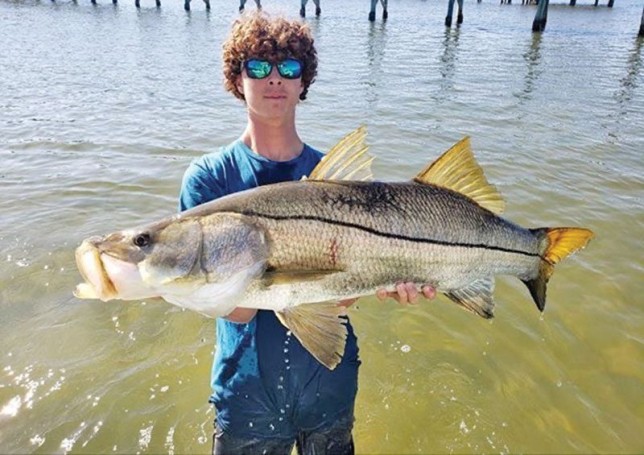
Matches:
[202,180,541,316]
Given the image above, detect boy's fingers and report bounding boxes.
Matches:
[406,283,419,305]
[421,285,436,300]
[395,282,409,305]
[376,288,389,301]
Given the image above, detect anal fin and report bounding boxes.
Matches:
[445,278,495,319]
[275,303,348,370]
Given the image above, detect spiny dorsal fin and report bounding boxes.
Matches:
[275,303,348,370]
[414,137,505,215]
[444,277,496,319]
[306,126,374,182]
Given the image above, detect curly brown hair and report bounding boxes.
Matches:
[222,12,318,102]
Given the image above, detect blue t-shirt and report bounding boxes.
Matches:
[179,139,360,439]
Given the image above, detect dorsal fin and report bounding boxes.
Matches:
[414,137,505,215]
[306,126,374,181]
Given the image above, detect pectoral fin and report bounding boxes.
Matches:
[445,278,495,319]
[275,303,348,370]
[164,260,266,318]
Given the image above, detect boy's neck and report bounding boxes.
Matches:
[240,116,304,162]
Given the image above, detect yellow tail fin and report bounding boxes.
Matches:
[543,228,595,267]
[523,227,594,311]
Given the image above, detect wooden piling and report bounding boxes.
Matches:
[532,0,549,32]
[239,0,261,12]
[445,0,463,27]
[183,0,210,11]
[300,0,321,18]
[134,0,161,7]
[640,6,644,37]
[369,0,377,22]
[445,0,454,27]
[369,0,387,22]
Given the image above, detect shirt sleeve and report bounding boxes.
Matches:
[178,158,227,212]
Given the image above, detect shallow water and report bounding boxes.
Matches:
[1,0,642,453]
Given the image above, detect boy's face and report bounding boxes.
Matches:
[236,56,305,121]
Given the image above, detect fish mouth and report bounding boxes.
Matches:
[74,238,119,301]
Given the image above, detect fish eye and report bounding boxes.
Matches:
[133,233,151,248]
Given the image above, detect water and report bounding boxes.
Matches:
[1,0,642,453]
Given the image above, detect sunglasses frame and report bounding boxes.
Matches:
[243,58,304,80]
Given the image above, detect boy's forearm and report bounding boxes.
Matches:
[224,307,258,323]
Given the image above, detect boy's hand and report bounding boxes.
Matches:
[339,283,437,308]
[377,282,437,305]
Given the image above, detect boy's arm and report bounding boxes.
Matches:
[225,307,258,323]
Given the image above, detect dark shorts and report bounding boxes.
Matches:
[212,420,355,455]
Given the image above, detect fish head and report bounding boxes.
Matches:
[74,217,204,302]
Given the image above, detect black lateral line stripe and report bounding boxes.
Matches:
[242,210,539,259]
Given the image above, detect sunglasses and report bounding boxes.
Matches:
[243,58,303,80]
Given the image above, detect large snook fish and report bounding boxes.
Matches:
[74,128,593,369]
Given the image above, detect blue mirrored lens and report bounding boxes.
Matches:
[244,58,303,80]
[276,59,303,79]
[245,59,272,79]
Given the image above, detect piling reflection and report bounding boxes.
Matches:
[437,27,460,102]
[364,20,388,107]
[518,32,543,103]
[615,36,642,114]
[607,35,643,143]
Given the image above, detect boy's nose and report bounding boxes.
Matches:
[267,67,282,84]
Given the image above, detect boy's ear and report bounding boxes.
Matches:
[236,76,244,95]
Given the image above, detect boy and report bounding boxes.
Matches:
[179,12,434,454]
